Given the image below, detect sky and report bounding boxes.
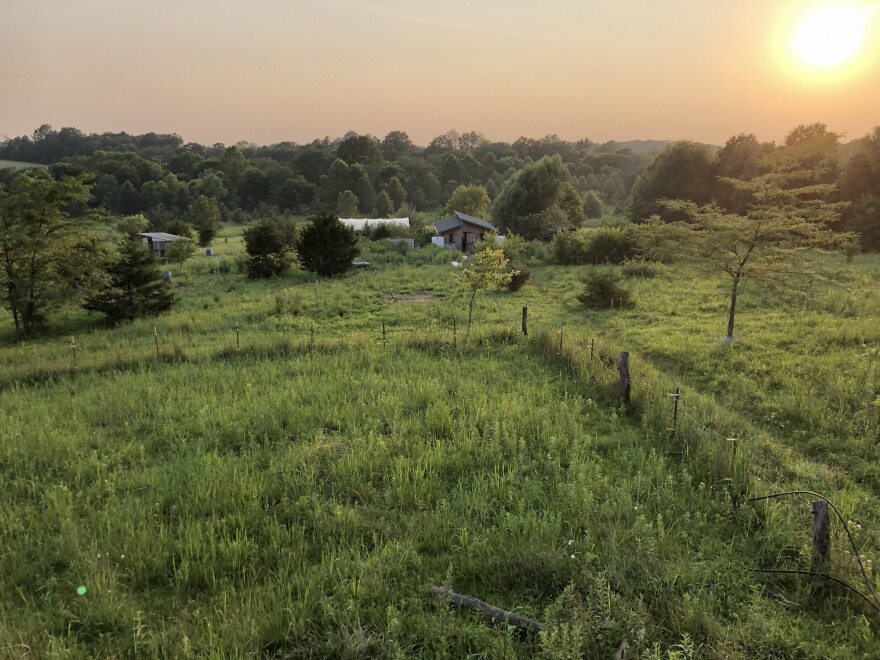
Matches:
[2,0,879,147]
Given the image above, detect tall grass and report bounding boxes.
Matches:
[1,250,879,656]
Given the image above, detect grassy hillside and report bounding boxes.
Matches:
[0,159,41,170]
[1,241,879,657]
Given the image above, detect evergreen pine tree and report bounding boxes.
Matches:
[84,239,176,322]
[297,213,359,277]
[244,219,297,278]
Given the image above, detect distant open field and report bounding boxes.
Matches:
[0,159,41,170]
[2,240,879,657]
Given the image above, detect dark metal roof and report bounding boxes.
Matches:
[137,232,185,241]
[433,216,460,233]
[433,211,495,234]
[453,211,494,231]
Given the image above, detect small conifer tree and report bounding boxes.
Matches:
[297,213,359,277]
[84,239,176,323]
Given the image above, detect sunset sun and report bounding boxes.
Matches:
[791,5,871,68]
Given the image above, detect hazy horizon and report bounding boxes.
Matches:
[3,0,879,147]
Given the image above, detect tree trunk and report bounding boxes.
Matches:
[23,299,35,333]
[726,277,739,340]
[466,290,477,340]
[6,282,20,331]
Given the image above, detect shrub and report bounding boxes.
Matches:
[553,230,590,265]
[583,227,639,264]
[621,258,658,278]
[576,268,633,309]
[165,239,196,264]
[506,266,531,291]
[524,240,551,265]
[244,219,298,279]
[274,290,306,316]
[553,228,640,265]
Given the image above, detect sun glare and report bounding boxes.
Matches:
[791,5,870,68]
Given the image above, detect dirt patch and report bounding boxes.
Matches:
[389,294,442,303]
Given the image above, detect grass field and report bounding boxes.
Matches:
[0,159,41,171]
[2,238,879,657]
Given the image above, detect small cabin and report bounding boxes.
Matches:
[433,212,495,254]
[137,232,186,259]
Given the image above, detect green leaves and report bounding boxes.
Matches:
[444,184,490,219]
[0,169,99,332]
[492,155,575,240]
[458,248,515,294]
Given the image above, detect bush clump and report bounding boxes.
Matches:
[621,258,658,278]
[244,218,298,279]
[505,266,531,291]
[553,227,639,265]
[165,239,196,264]
[552,230,590,265]
[274,290,306,316]
[576,268,634,309]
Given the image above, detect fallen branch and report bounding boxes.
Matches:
[429,587,546,632]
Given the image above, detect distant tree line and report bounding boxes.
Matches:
[0,125,656,233]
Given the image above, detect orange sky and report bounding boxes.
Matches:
[2,0,878,146]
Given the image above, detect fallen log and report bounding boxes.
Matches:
[429,587,546,632]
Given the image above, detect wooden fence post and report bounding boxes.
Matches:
[235,322,240,351]
[521,307,528,336]
[154,325,159,359]
[382,320,386,348]
[71,336,77,370]
[812,501,831,565]
[728,436,739,463]
[670,387,680,434]
[617,352,631,405]
[558,327,563,354]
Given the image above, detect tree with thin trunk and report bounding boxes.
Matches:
[638,139,850,341]
[0,169,103,332]
[458,248,515,339]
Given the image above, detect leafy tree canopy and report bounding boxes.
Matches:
[491,155,574,240]
[458,247,515,336]
[444,184,490,218]
[0,169,106,332]
[627,141,717,222]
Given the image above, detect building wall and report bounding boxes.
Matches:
[438,223,492,252]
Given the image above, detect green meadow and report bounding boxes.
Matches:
[0,159,41,171]
[2,240,879,657]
